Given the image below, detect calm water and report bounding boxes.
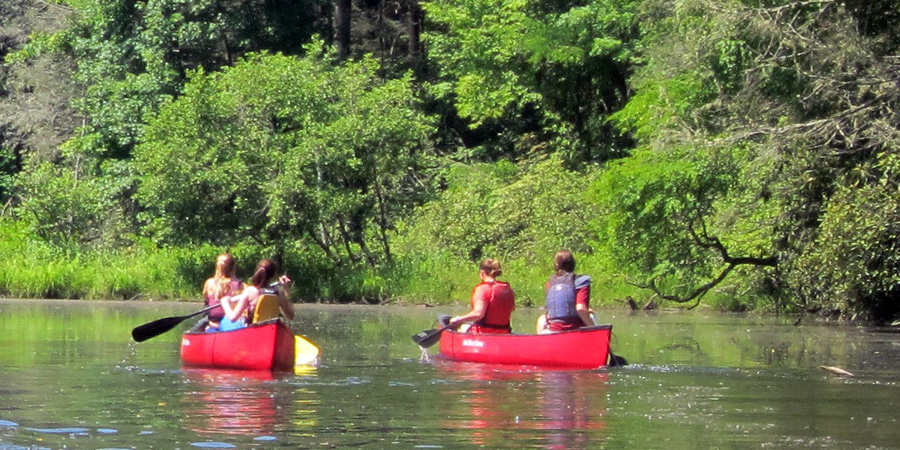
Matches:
[1,299,900,449]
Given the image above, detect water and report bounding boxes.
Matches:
[1,299,899,448]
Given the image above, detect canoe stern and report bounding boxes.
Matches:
[181,320,295,371]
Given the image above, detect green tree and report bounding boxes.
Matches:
[606,0,900,320]
[396,156,597,265]
[423,0,637,164]
[133,50,436,267]
[588,146,777,307]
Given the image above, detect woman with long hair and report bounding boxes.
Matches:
[219,258,294,331]
[201,253,244,331]
[449,258,516,334]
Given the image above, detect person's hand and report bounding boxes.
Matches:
[278,274,292,286]
[450,316,462,326]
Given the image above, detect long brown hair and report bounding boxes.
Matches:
[210,253,237,299]
[251,258,277,288]
[553,250,576,276]
[479,258,503,278]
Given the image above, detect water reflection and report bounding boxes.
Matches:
[5,301,900,449]
[181,369,289,436]
[534,371,608,449]
[435,361,608,448]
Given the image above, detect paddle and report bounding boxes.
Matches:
[131,304,219,342]
[608,347,628,367]
[411,314,457,348]
[132,281,289,342]
[411,324,454,348]
[294,334,321,367]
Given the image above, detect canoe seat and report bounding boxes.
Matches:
[253,294,281,323]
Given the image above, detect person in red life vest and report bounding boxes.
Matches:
[219,258,294,331]
[449,258,516,334]
[201,253,245,332]
[536,250,596,333]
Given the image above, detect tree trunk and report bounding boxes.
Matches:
[407,0,423,72]
[335,0,352,60]
[371,165,393,265]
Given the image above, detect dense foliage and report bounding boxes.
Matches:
[2,0,900,322]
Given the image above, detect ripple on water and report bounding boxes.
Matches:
[0,420,19,427]
[190,442,236,448]
[24,427,90,435]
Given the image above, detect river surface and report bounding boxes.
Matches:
[1,299,899,449]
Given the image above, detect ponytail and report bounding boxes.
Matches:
[251,258,277,287]
[479,258,503,278]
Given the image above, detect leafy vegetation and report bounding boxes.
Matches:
[2,0,900,322]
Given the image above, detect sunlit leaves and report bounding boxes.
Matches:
[587,145,747,295]
[424,0,637,163]
[396,156,595,264]
[134,51,435,267]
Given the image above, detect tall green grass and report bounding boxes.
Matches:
[0,221,205,300]
[379,249,642,308]
[0,219,761,309]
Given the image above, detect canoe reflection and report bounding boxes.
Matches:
[181,369,290,435]
[436,361,608,449]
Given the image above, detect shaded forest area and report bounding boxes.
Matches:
[1,0,900,323]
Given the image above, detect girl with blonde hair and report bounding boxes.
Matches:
[202,253,244,331]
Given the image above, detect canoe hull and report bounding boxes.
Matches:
[438,325,612,369]
[180,320,295,371]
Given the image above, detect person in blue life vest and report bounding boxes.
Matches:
[535,250,596,333]
[219,258,294,331]
[201,253,244,332]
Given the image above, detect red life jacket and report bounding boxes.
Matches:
[473,281,515,332]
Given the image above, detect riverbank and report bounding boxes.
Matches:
[0,220,766,312]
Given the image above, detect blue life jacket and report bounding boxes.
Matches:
[546,274,591,321]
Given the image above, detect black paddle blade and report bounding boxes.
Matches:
[132,304,217,342]
[412,328,444,348]
[131,316,186,342]
[608,350,628,367]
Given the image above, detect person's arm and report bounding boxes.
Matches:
[576,304,595,326]
[277,275,295,320]
[451,298,487,325]
[575,281,595,326]
[202,278,213,298]
[221,287,256,321]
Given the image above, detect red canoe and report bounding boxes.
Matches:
[438,325,612,369]
[180,319,295,371]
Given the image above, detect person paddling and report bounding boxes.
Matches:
[449,258,516,334]
[201,253,244,332]
[219,258,294,331]
[536,250,595,333]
